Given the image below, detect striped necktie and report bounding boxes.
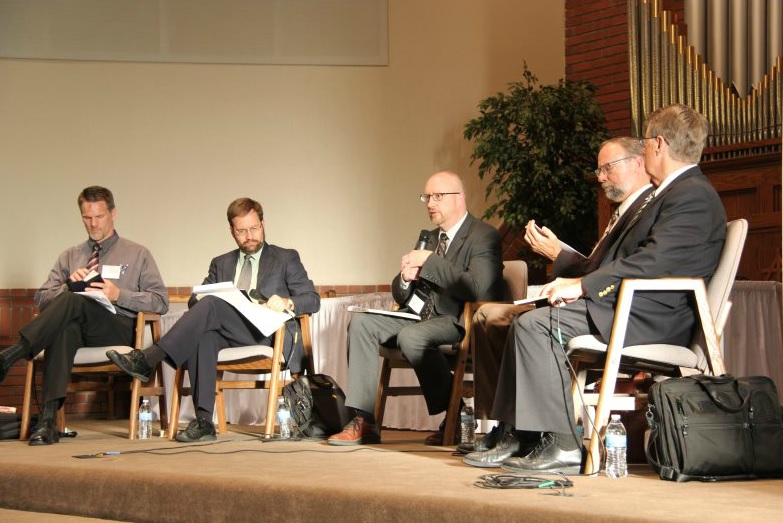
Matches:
[86,244,100,273]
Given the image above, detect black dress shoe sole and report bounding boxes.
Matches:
[28,431,59,446]
[106,351,152,382]
[462,455,506,468]
[175,432,217,443]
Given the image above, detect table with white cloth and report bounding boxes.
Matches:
[159,293,443,431]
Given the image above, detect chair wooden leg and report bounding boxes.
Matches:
[128,377,141,440]
[56,407,66,433]
[20,360,36,440]
[168,367,184,441]
[216,370,228,435]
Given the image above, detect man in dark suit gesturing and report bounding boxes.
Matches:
[464,104,727,473]
[109,198,320,442]
[328,170,504,446]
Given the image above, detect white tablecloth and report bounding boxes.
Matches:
[159,293,442,431]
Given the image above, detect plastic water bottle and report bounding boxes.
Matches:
[277,396,294,439]
[459,398,476,450]
[138,399,152,440]
[605,414,628,478]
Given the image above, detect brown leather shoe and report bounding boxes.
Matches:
[327,416,381,446]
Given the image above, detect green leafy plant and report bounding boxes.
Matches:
[464,64,608,278]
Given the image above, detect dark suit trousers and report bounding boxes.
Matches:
[345,313,461,416]
[491,300,595,435]
[158,296,269,416]
[20,292,135,403]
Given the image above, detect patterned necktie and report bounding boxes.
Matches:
[86,244,100,273]
[420,232,449,321]
[590,209,620,256]
[237,254,253,291]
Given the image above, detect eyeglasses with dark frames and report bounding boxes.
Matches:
[419,192,460,204]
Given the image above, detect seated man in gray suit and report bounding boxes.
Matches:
[328,170,504,446]
[466,137,652,453]
[109,197,320,442]
[463,103,727,473]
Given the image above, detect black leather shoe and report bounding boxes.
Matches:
[501,433,582,475]
[176,417,217,443]
[28,418,59,446]
[106,349,154,382]
[457,422,505,455]
[462,432,523,468]
[425,416,461,446]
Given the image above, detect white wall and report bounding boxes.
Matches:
[0,0,565,289]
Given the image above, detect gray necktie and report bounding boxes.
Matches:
[237,254,253,291]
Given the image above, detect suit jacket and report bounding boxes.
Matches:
[392,213,504,330]
[188,242,320,374]
[581,166,727,346]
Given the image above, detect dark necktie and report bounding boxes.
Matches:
[237,254,253,291]
[419,232,449,321]
[86,244,100,273]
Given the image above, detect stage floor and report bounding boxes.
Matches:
[1,419,781,523]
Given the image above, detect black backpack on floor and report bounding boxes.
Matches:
[282,374,351,438]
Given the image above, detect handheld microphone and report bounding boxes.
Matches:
[415,230,430,250]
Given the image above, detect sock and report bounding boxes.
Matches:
[196,407,213,422]
[553,431,580,451]
[354,409,375,425]
[0,337,32,370]
[142,344,166,367]
[40,399,62,423]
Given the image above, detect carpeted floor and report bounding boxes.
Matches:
[0,419,781,523]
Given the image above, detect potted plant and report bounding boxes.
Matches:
[464,64,609,283]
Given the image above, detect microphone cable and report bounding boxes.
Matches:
[474,472,573,494]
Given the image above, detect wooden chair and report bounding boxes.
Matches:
[168,314,313,440]
[19,311,169,440]
[373,260,528,445]
[567,218,748,475]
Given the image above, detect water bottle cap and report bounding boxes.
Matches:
[610,414,620,420]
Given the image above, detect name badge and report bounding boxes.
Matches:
[101,265,122,279]
[405,288,428,314]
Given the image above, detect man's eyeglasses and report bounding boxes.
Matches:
[419,192,460,204]
[639,135,670,147]
[593,157,635,177]
[233,225,262,237]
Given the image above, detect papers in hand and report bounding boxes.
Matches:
[347,305,421,321]
[192,282,293,336]
[75,290,116,314]
[513,295,550,307]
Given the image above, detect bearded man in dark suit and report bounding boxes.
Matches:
[109,197,320,442]
[464,104,727,473]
